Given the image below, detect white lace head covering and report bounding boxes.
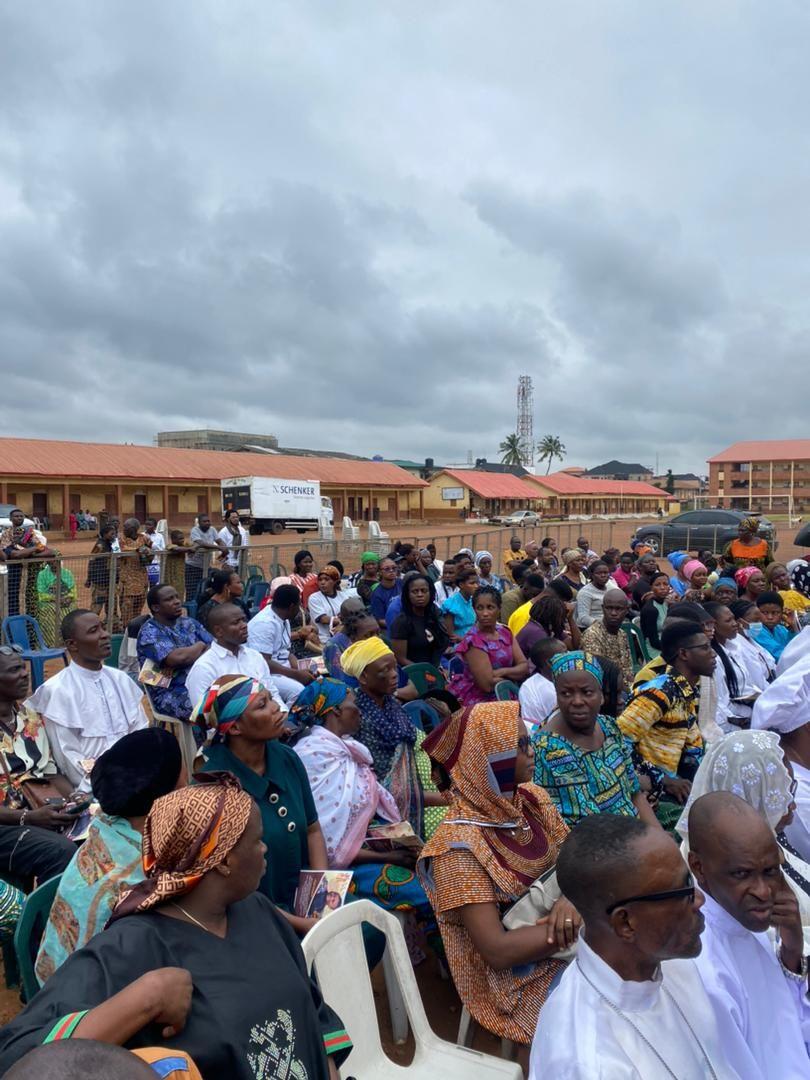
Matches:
[676,729,793,838]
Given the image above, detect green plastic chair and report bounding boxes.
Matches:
[247,564,265,582]
[14,873,62,1002]
[401,663,446,696]
[621,623,651,673]
[104,633,124,668]
[495,680,521,702]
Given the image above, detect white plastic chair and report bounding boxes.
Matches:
[342,517,361,541]
[368,520,390,542]
[301,900,521,1079]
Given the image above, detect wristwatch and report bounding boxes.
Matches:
[778,950,808,982]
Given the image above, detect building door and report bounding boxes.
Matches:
[104,492,117,516]
[197,495,209,516]
[169,494,179,520]
[134,493,147,521]
[331,496,343,520]
[69,493,82,514]
[32,492,48,519]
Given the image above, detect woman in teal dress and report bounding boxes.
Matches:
[531,651,660,828]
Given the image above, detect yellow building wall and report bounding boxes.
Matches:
[423,474,470,513]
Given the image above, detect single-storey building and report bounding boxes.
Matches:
[423,469,541,520]
[0,437,427,529]
[523,472,672,516]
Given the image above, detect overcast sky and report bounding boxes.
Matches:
[2,2,809,474]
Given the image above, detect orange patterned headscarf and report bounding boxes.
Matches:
[109,772,252,922]
[420,702,567,896]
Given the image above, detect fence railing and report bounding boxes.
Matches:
[0,518,662,645]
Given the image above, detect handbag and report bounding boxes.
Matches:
[0,749,64,811]
[501,866,577,960]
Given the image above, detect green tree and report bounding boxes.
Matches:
[537,435,566,474]
[665,469,675,495]
[499,433,524,467]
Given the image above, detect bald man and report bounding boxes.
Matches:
[185,603,287,714]
[531,815,750,1079]
[688,791,810,1078]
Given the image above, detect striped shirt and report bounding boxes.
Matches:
[618,668,704,776]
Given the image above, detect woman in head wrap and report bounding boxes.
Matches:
[340,638,435,834]
[531,652,661,829]
[722,516,774,571]
[680,558,710,603]
[351,551,381,605]
[677,729,810,949]
[196,675,330,935]
[307,566,343,646]
[292,677,438,933]
[555,548,588,592]
[0,776,351,1079]
[736,565,767,604]
[667,551,691,597]
[474,551,503,593]
[35,728,185,985]
[418,702,579,1056]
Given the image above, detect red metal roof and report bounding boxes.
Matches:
[525,472,671,499]
[708,440,810,464]
[0,437,426,488]
[437,469,541,500]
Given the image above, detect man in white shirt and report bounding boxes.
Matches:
[217,510,250,570]
[688,791,810,1078]
[246,584,314,705]
[27,610,147,791]
[777,624,810,675]
[186,603,286,714]
[531,814,752,1079]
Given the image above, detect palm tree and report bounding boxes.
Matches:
[499,433,524,467]
[537,435,566,474]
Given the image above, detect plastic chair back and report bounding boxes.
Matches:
[402,663,446,696]
[104,633,124,668]
[247,564,265,581]
[245,581,271,617]
[301,899,521,1079]
[403,700,440,735]
[14,874,62,1002]
[2,615,44,651]
[446,655,465,678]
[621,622,650,672]
[495,680,521,702]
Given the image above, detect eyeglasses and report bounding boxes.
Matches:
[0,645,23,657]
[606,872,696,915]
[682,642,714,653]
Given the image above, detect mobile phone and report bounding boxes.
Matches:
[43,797,66,807]
[64,797,93,816]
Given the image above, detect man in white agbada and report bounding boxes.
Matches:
[688,791,810,1079]
[531,814,751,1079]
[185,603,287,716]
[777,624,810,676]
[27,610,147,791]
[752,649,810,862]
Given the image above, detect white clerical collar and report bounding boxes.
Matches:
[700,892,753,939]
[577,936,663,1012]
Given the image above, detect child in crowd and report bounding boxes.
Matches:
[749,590,793,661]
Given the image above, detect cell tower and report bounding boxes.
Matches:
[516,374,534,468]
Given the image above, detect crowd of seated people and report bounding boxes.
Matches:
[2,513,810,1078]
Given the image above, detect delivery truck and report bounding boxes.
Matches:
[221,477,333,535]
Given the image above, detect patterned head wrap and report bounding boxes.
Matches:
[420,701,567,896]
[109,773,253,921]
[714,577,739,594]
[191,675,265,737]
[741,516,760,535]
[561,548,581,566]
[682,559,706,583]
[549,650,603,685]
[341,637,393,678]
[676,730,793,838]
[289,677,349,725]
[474,550,493,568]
[735,566,761,589]
[318,566,341,583]
[668,551,689,572]
[361,551,380,565]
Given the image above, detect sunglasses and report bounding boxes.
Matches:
[0,645,24,657]
[606,872,696,915]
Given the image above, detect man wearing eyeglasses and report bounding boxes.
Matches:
[618,620,717,809]
[531,814,754,1079]
[689,790,810,1078]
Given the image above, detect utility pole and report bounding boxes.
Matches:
[517,375,534,468]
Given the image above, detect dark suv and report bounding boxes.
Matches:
[632,509,777,556]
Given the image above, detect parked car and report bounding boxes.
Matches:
[633,509,777,556]
[499,510,541,528]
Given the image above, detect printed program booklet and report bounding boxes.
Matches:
[293,870,354,920]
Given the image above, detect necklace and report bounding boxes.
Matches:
[170,902,220,934]
[576,961,719,1080]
